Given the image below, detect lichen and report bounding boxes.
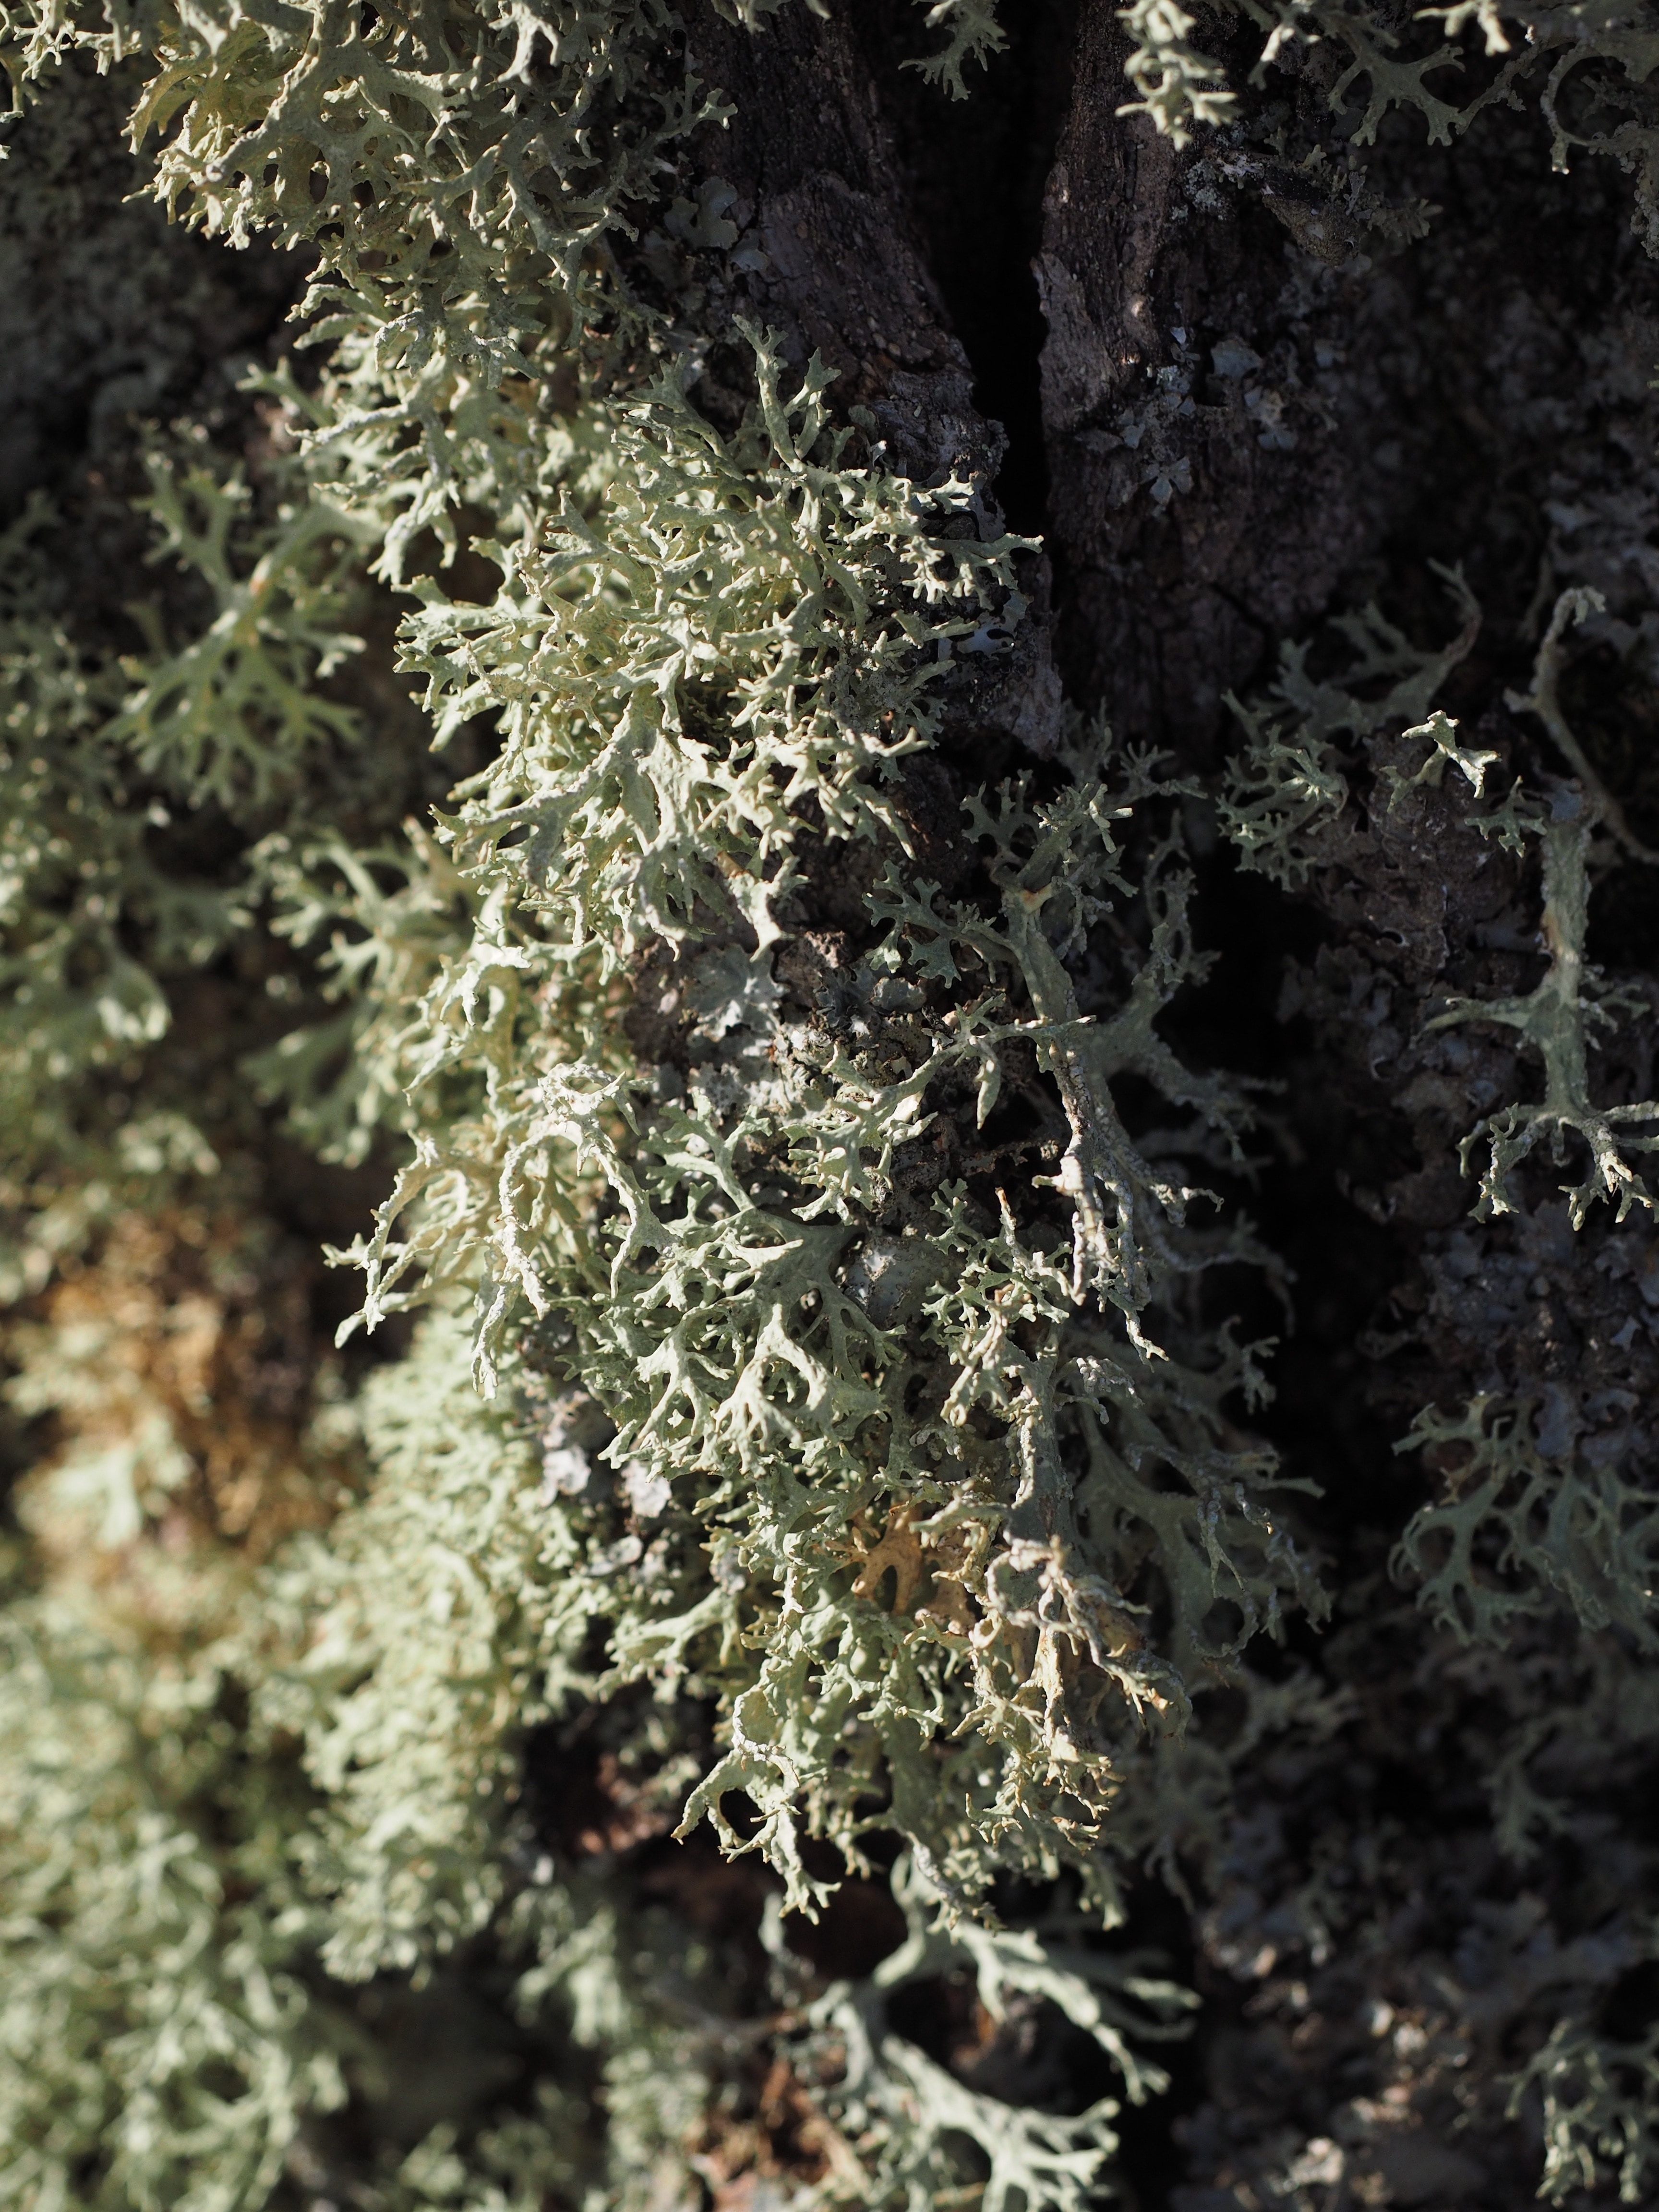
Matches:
[1426,790,1659,1226]
[8,0,1659,2205]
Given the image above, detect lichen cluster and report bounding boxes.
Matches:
[5,0,1659,2207]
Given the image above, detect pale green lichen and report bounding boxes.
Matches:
[110,456,376,814]
[372,751,1318,1917]
[1110,0,1659,251]
[1218,570,1480,889]
[1392,1389,1659,1648]
[1426,792,1659,1226]
[18,0,1655,2204]
[0,1600,349,2212]
[1507,2016,1659,2206]
[333,324,1034,1358]
[1117,0,1237,144]
[1379,707,1500,809]
[0,56,1263,2189]
[3,0,703,391]
[0,497,231,1200]
[1504,583,1659,863]
[905,0,1008,98]
[805,1859,1195,2212]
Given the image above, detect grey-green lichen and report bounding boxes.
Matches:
[1220,573,1659,1671]
[1508,2017,1659,2207]
[0,6,1270,2200]
[1426,788,1659,1226]
[1218,569,1480,890]
[6,0,1659,2206]
[1391,1386,1659,1647]
[1117,0,1659,258]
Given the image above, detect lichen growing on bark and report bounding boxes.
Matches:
[5,1,1659,2206]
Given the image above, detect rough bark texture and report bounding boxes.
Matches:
[1035,7,1381,756]
[677,0,1065,757]
[685,5,990,476]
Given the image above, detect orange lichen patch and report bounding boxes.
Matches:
[848,1501,927,1612]
[12,1207,353,1576]
[916,1524,977,1636]
[843,1503,979,1631]
[689,2054,864,2209]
